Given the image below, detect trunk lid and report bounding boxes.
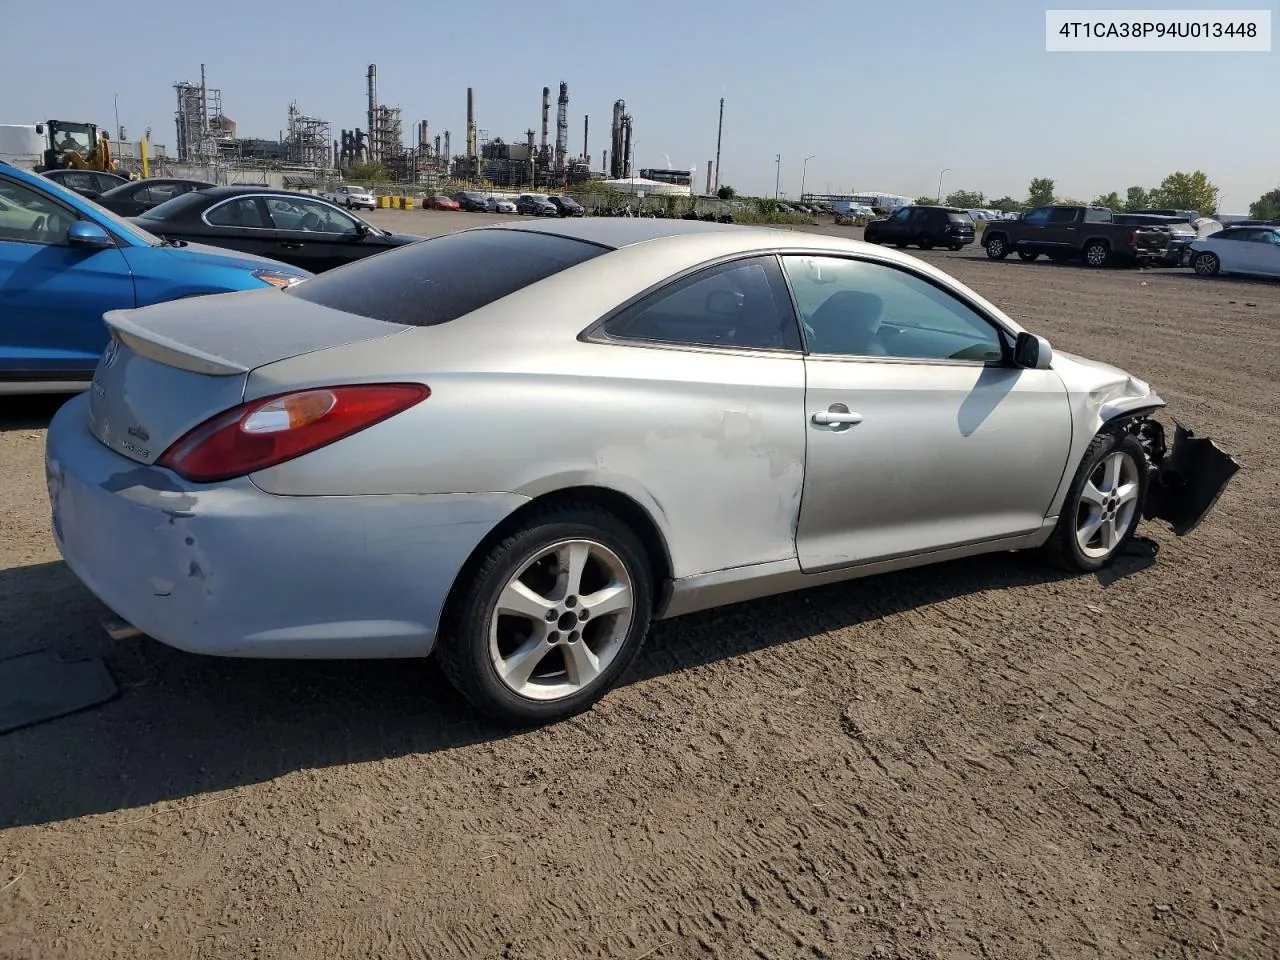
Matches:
[87,288,410,465]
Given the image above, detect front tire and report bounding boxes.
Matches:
[436,503,654,725]
[916,234,934,251]
[1043,430,1148,572]
[985,234,1009,259]
[1193,251,1220,276]
[1018,250,1040,261]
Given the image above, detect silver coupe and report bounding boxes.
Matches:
[44,219,1238,724]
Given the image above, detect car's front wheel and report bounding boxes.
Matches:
[437,503,654,725]
[985,235,1009,259]
[1043,430,1148,572]
[1193,251,1220,276]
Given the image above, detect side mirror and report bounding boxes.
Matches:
[1014,331,1053,370]
[354,221,370,238]
[67,220,113,250]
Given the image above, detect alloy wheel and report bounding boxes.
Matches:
[487,539,635,701]
[1074,451,1141,559]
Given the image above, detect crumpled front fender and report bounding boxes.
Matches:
[1136,419,1241,536]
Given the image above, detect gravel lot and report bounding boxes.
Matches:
[2,212,1277,960]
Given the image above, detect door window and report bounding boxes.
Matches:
[265,196,360,235]
[0,179,77,244]
[1047,207,1077,224]
[781,256,1006,363]
[204,197,268,228]
[1021,207,1050,226]
[888,208,911,223]
[600,256,802,351]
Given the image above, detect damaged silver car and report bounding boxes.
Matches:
[44,220,1240,724]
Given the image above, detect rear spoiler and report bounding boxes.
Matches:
[105,310,249,377]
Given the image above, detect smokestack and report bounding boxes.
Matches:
[602,150,607,174]
[706,161,713,196]
[554,81,569,179]
[713,97,724,191]
[443,130,451,174]
[367,64,378,163]
[610,100,625,179]
[540,87,550,152]
[583,114,589,162]
[622,118,632,179]
[466,87,477,162]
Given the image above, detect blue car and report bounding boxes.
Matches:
[0,162,312,394]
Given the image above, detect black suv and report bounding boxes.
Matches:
[453,190,489,212]
[864,205,976,251]
[547,195,585,217]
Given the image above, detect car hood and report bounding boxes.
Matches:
[154,240,309,273]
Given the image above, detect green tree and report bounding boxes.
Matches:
[345,162,389,182]
[1093,191,1122,210]
[1027,177,1056,206]
[716,185,736,200]
[945,189,985,208]
[990,196,1022,213]
[1123,186,1155,212]
[913,196,939,205]
[1151,170,1219,216]
[1248,187,1280,220]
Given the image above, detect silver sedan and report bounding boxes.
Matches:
[45,220,1239,724]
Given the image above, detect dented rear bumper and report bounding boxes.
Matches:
[1132,419,1241,536]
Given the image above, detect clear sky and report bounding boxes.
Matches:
[6,0,1277,212]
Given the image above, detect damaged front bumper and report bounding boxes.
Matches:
[1130,418,1241,536]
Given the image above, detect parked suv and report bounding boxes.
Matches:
[516,194,557,217]
[453,190,489,212]
[863,205,975,250]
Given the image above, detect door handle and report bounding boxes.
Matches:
[279,242,303,250]
[812,410,864,426]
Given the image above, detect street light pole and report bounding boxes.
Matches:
[800,155,815,202]
[775,154,781,200]
[937,167,951,203]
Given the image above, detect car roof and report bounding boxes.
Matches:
[485,217,777,249]
[193,185,324,199]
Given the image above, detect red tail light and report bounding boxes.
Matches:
[157,383,430,483]
[1131,230,1140,247]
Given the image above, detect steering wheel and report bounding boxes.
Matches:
[301,212,323,231]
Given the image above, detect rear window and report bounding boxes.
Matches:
[138,191,210,220]
[283,228,610,326]
[946,212,972,223]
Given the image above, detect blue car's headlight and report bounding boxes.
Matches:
[252,269,307,289]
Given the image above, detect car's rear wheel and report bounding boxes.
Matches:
[985,235,1009,259]
[1193,251,1220,276]
[1018,250,1040,261]
[1083,240,1111,268]
[1043,430,1148,572]
[437,503,654,725]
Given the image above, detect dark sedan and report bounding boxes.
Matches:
[132,187,425,273]
[40,168,129,199]
[94,177,216,217]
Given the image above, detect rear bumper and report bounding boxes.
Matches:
[45,394,527,659]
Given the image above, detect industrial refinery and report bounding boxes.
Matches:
[151,62,668,192]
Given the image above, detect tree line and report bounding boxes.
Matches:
[914,173,1280,219]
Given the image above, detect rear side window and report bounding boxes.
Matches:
[946,212,971,223]
[284,228,609,326]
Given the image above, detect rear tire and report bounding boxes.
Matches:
[1043,430,1148,573]
[917,234,934,250]
[1083,240,1111,268]
[436,503,654,725]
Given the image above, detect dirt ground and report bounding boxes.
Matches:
[1,212,1277,960]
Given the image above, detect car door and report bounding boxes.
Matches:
[262,195,369,272]
[880,206,912,242]
[1041,206,1080,247]
[1257,230,1280,277]
[1232,228,1278,275]
[197,194,281,260]
[781,253,1073,572]
[1014,206,1052,248]
[0,176,134,382]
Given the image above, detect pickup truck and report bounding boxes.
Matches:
[981,204,1169,268]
